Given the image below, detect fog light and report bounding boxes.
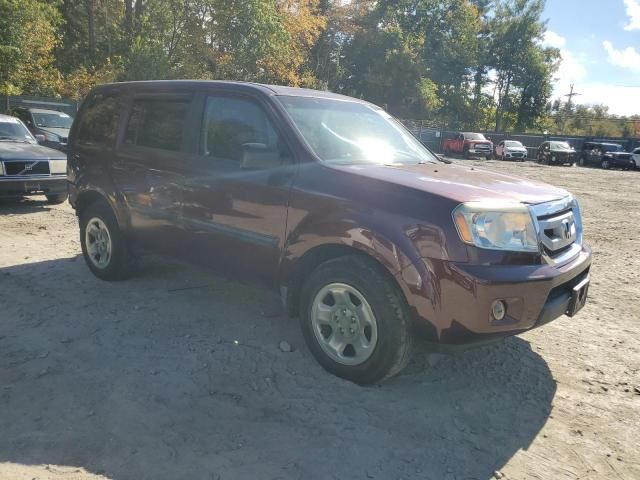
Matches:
[491,300,507,321]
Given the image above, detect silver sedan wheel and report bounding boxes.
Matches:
[310,283,378,366]
[85,217,112,269]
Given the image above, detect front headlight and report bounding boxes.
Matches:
[453,202,539,252]
[49,159,67,174]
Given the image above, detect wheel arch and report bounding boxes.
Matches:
[280,241,414,319]
[75,188,129,231]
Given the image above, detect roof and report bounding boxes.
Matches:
[12,107,67,114]
[0,113,20,121]
[94,80,364,102]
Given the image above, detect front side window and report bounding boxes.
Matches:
[278,96,438,165]
[76,93,121,146]
[124,99,188,152]
[602,144,623,153]
[200,96,284,171]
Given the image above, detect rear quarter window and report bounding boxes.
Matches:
[75,92,122,147]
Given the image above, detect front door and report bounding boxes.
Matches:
[181,93,296,286]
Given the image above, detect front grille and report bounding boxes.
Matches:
[473,144,491,151]
[530,197,582,266]
[510,152,525,158]
[3,161,50,176]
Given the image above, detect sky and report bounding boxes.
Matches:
[542,0,640,116]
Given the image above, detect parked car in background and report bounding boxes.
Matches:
[68,81,591,385]
[578,142,635,170]
[537,141,576,166]
[495,140,528,161]
[633,147,640,170]
[8,107,73,152]
[442,132,493,159]
[0,114,67,203]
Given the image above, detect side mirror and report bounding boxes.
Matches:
[35,134,45,143]
[240,143,281,170]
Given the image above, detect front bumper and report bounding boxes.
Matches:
[0,176,67,197]
[550,153,575,164]
[399,245,592,347]
[505,151,527,159]
[468,148,492,155]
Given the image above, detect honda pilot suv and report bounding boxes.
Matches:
[67,81,592,384]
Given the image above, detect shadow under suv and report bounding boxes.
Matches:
[67,81,592,384]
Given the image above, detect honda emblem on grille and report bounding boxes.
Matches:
[24,163,34,171]
[561,219,573,239]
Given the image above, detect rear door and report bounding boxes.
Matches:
[111,93,193,257]
[181,91,296,285]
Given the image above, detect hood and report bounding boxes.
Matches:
[0,142,66,161]
[36,127,70,139]
[332,162,569,204]
[467,139,492,144]
[505,146,527,152]
[550,148,576,154]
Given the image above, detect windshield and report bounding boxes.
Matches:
[0,118,35,142]
[277,96,439,165]
[551,141,572,150]
[33,112,73,129]
[504,140,524,148]
[602,144,623,152]
[464,133,487,141]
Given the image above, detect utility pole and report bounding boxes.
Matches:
[561,84,581,134]
[564,83,582,108]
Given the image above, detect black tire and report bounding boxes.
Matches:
[46,193,68,204]
[463,148,469,159]
[601,159,611,170]
[79,201,133,281]
[486,154,492,160]
[299,256,414,385]
[579,156,586,167]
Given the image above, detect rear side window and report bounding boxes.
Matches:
[76,93,121,146]
[124,99,188,152]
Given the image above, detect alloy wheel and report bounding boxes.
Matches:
[310,283,378,366]
[85,217,112,269]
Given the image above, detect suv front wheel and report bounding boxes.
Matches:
[299,256,414,385]
[80,202,133,281]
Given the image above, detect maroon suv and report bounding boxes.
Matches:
[67,81,591,384]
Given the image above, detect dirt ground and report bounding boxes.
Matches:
[0,159,638,480]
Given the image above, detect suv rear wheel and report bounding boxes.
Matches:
[80,202,132,281]
[299,256,414,385]
[601,158,611,169]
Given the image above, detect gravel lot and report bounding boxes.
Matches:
[0,160,638,480]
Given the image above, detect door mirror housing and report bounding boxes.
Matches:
[35,134,45,143]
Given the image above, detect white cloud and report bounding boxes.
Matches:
[623,0,640,30]
[576,83,640,116]
[603,40,640,72]
[542,31,566,49]
[555,49,588,85]
[549,47,640,115]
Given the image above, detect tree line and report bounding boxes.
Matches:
[0,0,637,137]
